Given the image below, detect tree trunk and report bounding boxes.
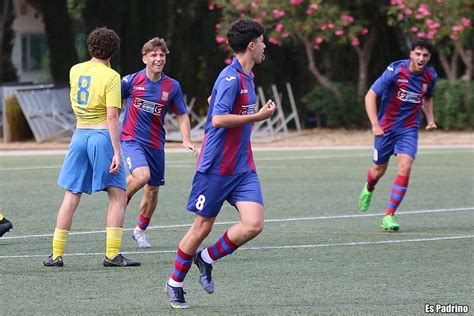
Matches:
[438,49,459,81]
[0,0,18,83]
[455,42,472,82]
[300,36,342,100]
[353,29,376,100]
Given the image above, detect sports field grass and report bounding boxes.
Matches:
[0,147,473,314]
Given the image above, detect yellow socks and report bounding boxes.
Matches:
[0,213,4,221]
[52,228,69,259]
[106,227,123,260]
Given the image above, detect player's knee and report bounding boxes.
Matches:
[245,221,264,238]
[136,175,150,186]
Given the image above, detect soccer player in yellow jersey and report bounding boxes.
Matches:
[43,27,140,267]
[0,212,13,237]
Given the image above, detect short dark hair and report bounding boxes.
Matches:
[142,37,169,55]
[87,27,120,60]
[227,19,265,53]
[411,37,434,54]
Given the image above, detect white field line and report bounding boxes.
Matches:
[1,149,473,171]
[2,206,472,241]
[0,235,473,260]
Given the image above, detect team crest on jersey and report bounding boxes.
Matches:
[133,97,165,116]
[240,104,255,115]
[161,92,169,101]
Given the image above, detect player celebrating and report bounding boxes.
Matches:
[120,37,197,249]
[165,19,276,309]
[0,213,13,237]
[358,37,437,230]
[43,27,140,267]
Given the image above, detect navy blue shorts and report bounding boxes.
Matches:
[187,170,263,218]
[58,129,126,195]
[373,129,418,165]
[121,140,165,186]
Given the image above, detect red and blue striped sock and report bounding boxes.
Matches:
[170,247,193,283]
[136,214,150,231]
[366,169,378,192]
[206,231,239,262]
[386,175,409,215]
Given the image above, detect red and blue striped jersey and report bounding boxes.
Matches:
[371,59,437,132]
[120,70,187,149]
[196,58,256,176]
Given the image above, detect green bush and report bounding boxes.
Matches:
[431,79,473,130]
[303,79,473,130]
[302,83,367,128]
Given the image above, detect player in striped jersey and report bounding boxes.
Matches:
[358,37,437,231]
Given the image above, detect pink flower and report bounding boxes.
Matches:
[342,14,354,24]
[215,36,226,44]
[416,32,426,38]
[208,3,214,10]
[253,18,263,23]
[275,23,284,32]
[290,0,304,5]
[259,11,268,17]
[351,37,360,46]
[215,23,221,31]
[315,36,324,44]
[410,26,418,33]
[452,25,463,32]
[397,13,404,21]
[320,23,327,31]
[225,58,232,65]
[250,2,258,9]
[461,17,471,27]
[403,8,412,15]
[449,33,459,41]
[272,9,285,19]
[306,4,318,15]
[240,13,246,18]
[236,3,246,11]
[269,36,279,45]
[427,31,436,39]
[328,23,335,29]
[281,32,290,38]
[335,30,344,36]
[360,28,368,35]
[417,4,431,16]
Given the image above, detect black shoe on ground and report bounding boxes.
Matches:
[0,217,13,237]
[43,254,64,267]
[103,254,141,267]
[193,249,214,294]
[165,283,190,309]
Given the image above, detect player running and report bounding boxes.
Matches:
[164,19,276,309]
[358,37,437,231]
[120,37,197,249]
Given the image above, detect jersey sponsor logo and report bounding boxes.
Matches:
[396,88,422,103]
[239,103,255,115]
[397,79,409,83]
[161,91,169,101]
[225,76,237,81]
[133,97,165,116]
[240,89,248,94]
[133,86,145,91]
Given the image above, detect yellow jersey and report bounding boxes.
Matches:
[69,61,121,124]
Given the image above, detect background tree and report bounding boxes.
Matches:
[27,0,78,83]
[0,0,18,83]
[388,0,472,81]
[210,0,371,100]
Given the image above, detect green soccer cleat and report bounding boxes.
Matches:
[381,215,400,231]
[358,185,373,212]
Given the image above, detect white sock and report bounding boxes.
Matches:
[200,248,214,264]
[168,278,183,288]
[135,226,144,232]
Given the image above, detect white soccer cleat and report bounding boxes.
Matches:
[132,228,152,248]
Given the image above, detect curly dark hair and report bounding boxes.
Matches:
[411,37,434,54]
[87,27,120,60]
[227,19,265,53]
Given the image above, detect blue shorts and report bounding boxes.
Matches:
[373,129,418,164]
[58,129,126,195]
[187,170,263,218]
[121,140,165,186]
